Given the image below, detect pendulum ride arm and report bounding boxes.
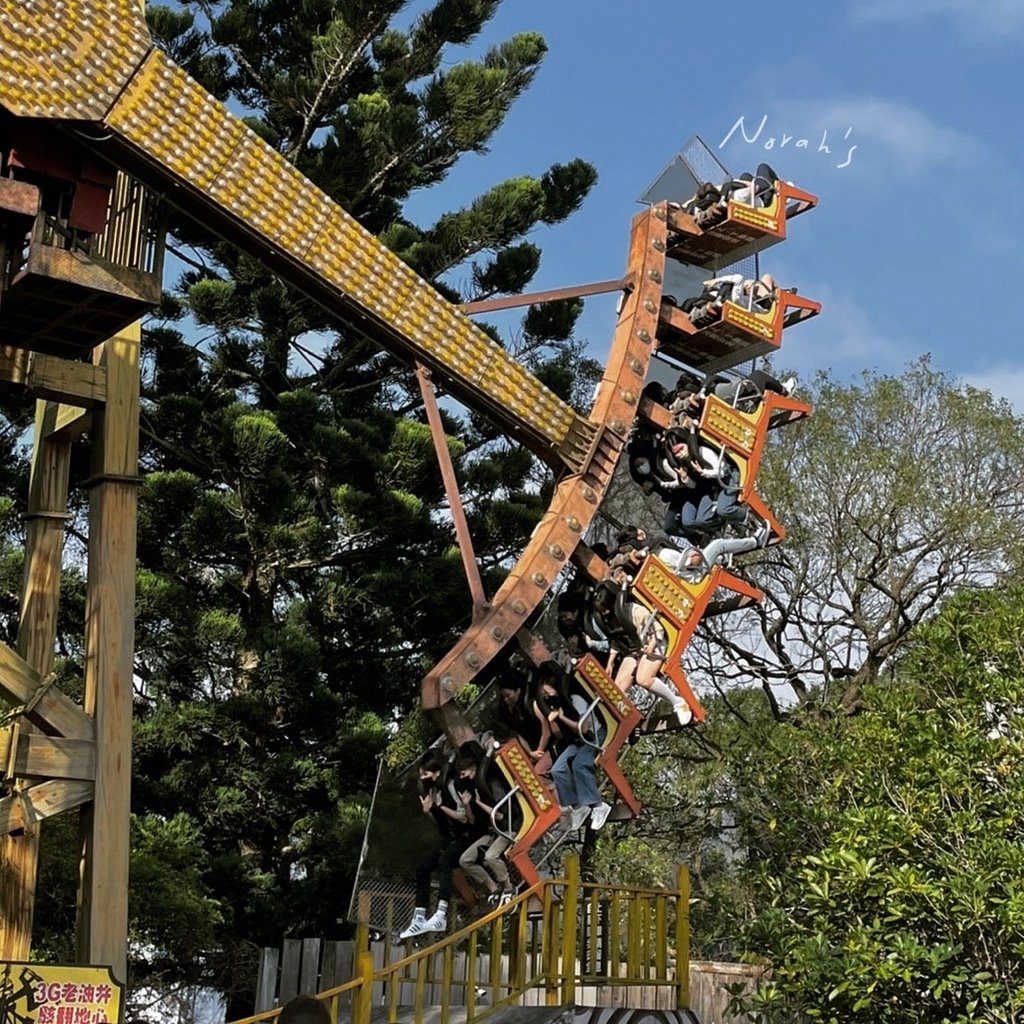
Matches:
[423,204,669,727]
[0,0,676,738]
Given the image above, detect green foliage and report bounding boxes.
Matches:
[720,589,1024,1023]
[0,1,600,1009]
[590,835,675,889]
[130,813,223,965]
[186,277,237,327]
[109,1,597,1008]
[472,242,540,297]
[540,160,599,223]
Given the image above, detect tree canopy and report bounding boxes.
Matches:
[682,358,1024,717]
[732,587,1024,1023]
[588,361,1024,1024]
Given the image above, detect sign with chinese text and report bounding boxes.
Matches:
[0,962,123,1024]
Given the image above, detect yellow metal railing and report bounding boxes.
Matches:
[230,856,690,1024]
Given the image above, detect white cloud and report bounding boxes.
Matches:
[964,368,1024,414]
[771,285,913,380]
[777,97,985,176]
[851,0,1024,36]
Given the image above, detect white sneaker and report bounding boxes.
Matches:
[673,700,694,727]
[754,517,773,549]
[590,802,612,830]
[399,916,431,940]
[568,806,591,831]
[487,887,513,907]
[781,375,797,396]
[422,909,447,932]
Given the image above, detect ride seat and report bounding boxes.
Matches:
[657,288,821,374]
[696,390,811,543]
[628,555,763,723]
[492,739,561,888]
[665,179,818,269]
[572,655,643,816]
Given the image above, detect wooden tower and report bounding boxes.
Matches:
[0,128,164,980]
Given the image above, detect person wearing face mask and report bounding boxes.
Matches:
[398,750,470,939]
[627,434,694,500]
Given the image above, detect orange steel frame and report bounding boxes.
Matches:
[665,179,818,268]
[629,557,763,724]
[658,289,821,372]
[572,655,643,815]
[696,390,812,544]
[421,203,671,732]
[493,739,562,888]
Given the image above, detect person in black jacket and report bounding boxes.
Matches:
[495,669,552,778]
[399,750,469,938]
[456,749,518,905]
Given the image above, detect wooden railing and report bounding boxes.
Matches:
[92,172,165,275]
[230,856,690,1024]
[21,171,166,276]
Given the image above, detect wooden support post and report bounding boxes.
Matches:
[560,854,579,1006]
[675,864,690,1010]
[353,952,374,1024]
[76,323,140,981]
[543,879,559,1006]
[0,400,73,960]
[353,890,371,966]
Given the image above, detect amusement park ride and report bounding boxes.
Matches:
[0,0,819,1011]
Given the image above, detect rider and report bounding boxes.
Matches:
[398,750,470,939]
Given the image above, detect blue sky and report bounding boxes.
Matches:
[402,0,1024,405]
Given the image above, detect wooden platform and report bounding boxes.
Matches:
[0,241,160,356]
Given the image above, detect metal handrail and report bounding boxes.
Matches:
[489,784,521,842]
[577,697,605,751]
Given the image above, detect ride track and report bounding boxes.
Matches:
[1,0,818,862]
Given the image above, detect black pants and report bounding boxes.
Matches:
[715,369,784,406]
[415,836,463,905]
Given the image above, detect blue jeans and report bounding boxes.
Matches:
[664,464,745,538]
[552,742,602,808]
[712,475,746,527]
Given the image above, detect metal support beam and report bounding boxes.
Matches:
[414,363,489,621]
[460,277,629,317]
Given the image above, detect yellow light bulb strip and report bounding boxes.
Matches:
[502,743,553,812]
[0,0,149,119]
[103,48,580,448]
[0,2,584,455]
[704,403,757,454]
[639,561,698,623]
